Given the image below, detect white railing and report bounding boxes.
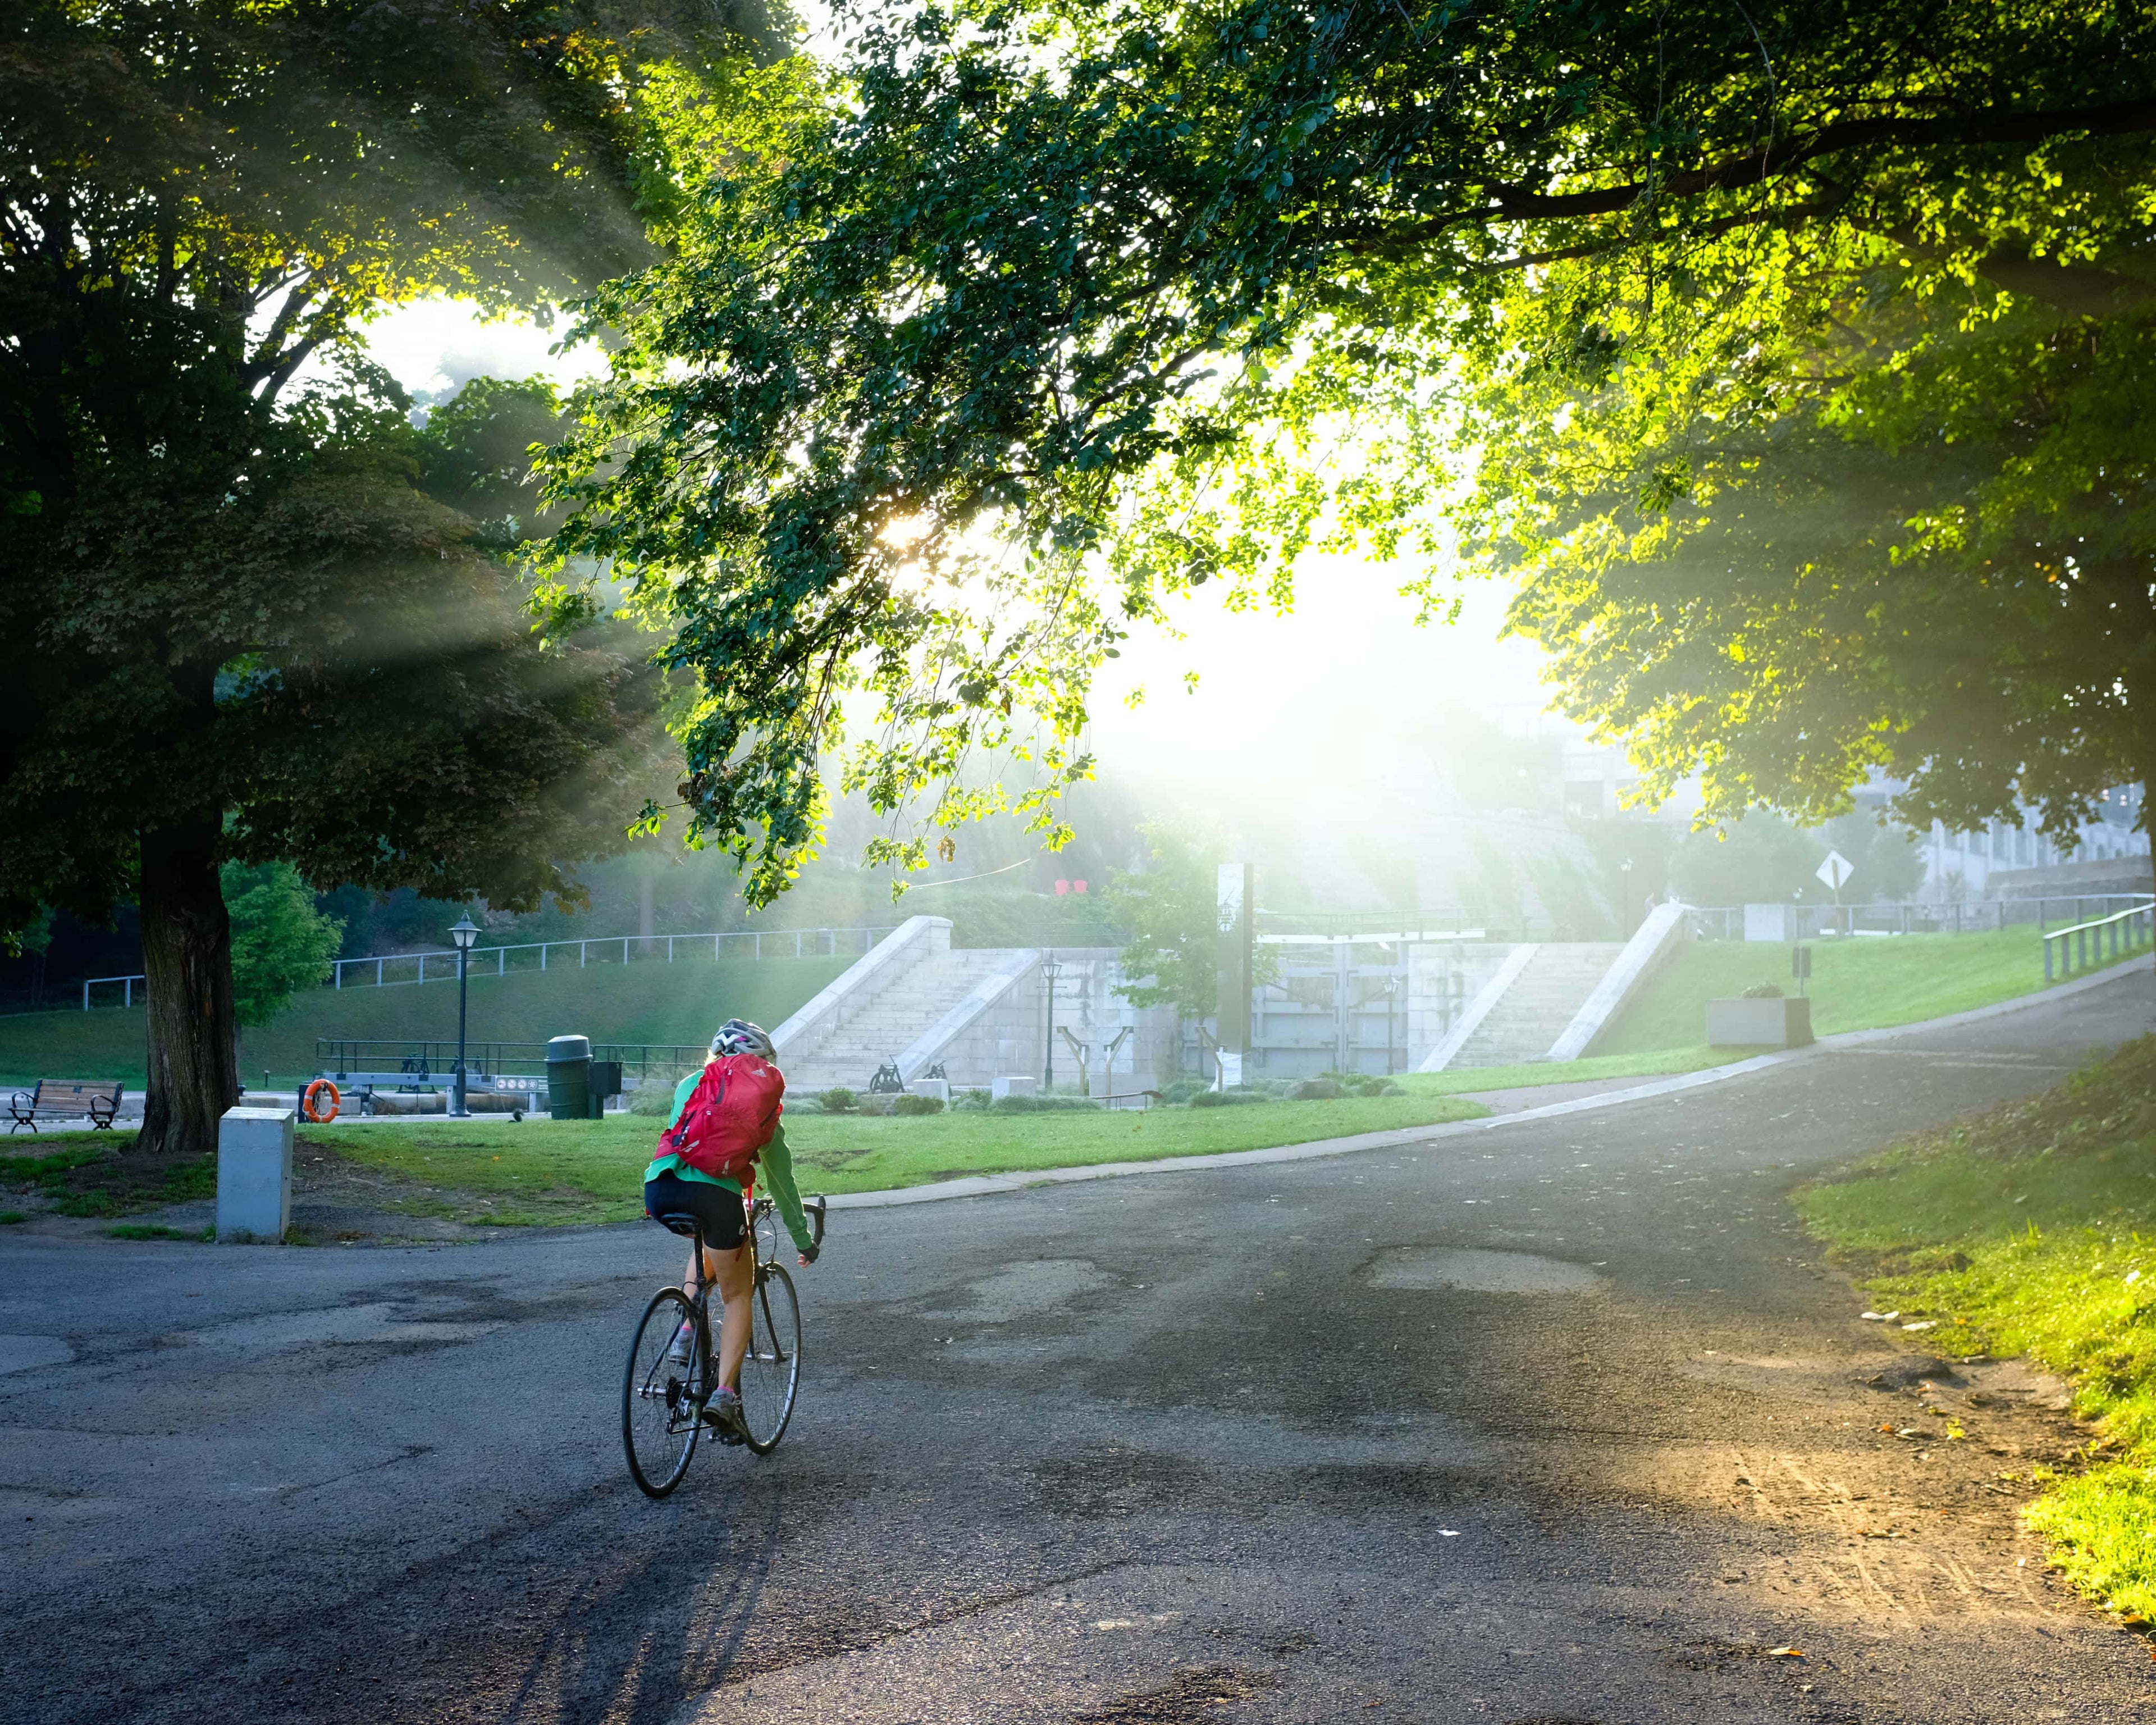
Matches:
[2043,905,2155,982]
[1693,894,2155,940]
[81,974,140,1010]
[79,925,895,1010]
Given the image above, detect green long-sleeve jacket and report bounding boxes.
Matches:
[641,1067,814,1253]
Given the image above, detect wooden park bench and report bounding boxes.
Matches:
[8,1078,126,1134]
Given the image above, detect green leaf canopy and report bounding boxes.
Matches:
[538,0,2155,878]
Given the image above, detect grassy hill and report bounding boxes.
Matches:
[0,953,851,1086]
[1594,924,2141,1057]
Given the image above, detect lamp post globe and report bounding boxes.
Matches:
[449,915,480,1118]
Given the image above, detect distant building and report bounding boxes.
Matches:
[1853,779,2150,898]
[1557,736,1702,825]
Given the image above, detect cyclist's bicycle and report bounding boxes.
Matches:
[622,1191,828,1498]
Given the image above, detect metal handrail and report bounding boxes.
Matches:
[77,924,895,1010]
[314,1039,714,1081]
[1254,909,1482,938]
[80,974,141,1010]
[2043,905,2155,983]
[1692,894,2155,941]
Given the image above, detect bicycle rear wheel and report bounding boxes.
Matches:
[738,1261,800,1454]
[623,1288,705,1497]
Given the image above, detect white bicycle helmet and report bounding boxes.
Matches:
[710,1018,775,1060]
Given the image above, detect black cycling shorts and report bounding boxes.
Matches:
[644,1172,746,1250]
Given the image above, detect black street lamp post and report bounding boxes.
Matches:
[449,915,480,1118]
[1041,952,1064,1090]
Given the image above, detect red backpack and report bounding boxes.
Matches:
[660,1055,785,1185]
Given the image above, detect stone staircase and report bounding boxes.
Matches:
[782,945,1026,1091]
[1449,942,1626,1068]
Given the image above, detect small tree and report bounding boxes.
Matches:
[1821,815,1926,905]
[1668,814,1829,909]
[1106,824,1221,1025]
[222,864,344,1028]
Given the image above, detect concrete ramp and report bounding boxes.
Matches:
[1543,902,1694,1061]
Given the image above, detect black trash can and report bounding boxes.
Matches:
[588,1061,623,1117]
[546,1035,592,1122]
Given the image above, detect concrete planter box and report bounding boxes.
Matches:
[1705,996,1814,1048]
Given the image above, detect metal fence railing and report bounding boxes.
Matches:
[1254,909,1483,939]
[2043,905,2155,982]
[314,1039,712,1084]
[1691,895,2155,941]
[77,924,893,1011]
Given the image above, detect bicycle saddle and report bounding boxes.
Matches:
[654,1211,704,1240]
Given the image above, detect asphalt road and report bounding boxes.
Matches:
[8,970,2156,1725]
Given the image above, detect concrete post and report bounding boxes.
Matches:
[217,1107,294,1243]
[1216,863,1253,1068]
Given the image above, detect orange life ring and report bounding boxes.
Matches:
[302,1079,340,1124]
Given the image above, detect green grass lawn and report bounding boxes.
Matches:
[273,1089,1492,1225]
[0,953,850,1087]
[1,1134,217,1216]
[1396,1045,1754,1097]
[1596,925,2141,1057]
[1796,1037,2156,1619]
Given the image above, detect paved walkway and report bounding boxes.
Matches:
[3,966,2153,1723]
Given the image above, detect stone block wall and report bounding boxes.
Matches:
[933,948,1179,1096]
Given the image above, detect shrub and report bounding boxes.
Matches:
[820,1086,859,1113]
[1160,1078,1212,1104]
[1313,1071,1405,1098]
[953,1088,994,1110]
[990,1092,1103,1112]
[892,1093,943,1116]
[628,1070,695,1118]
[1190,1087,1267,1108]
[1741,980,1785,999]
[1290,1078,1344,1101]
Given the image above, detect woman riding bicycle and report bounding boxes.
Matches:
[643,1019,818,1443]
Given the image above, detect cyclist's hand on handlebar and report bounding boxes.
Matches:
[797,1243,820,1266]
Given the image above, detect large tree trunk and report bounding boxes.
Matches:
[137,819,238,1157]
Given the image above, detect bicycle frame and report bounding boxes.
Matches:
[628,1189,829,1481]
[683,1194,823,1383]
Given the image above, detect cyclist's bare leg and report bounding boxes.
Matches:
[715,1244,755,1389]
[683,1243,755,1390]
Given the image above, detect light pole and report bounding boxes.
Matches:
[1041,952,1064,1091]
[449,915,480,1118]
[1380,973,1401,1075]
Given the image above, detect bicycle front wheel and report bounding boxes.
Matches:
[738,1261,801,1454]
[623,1288,705,1498]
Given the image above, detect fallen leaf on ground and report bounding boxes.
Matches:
[1766,1646,1804,1658]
